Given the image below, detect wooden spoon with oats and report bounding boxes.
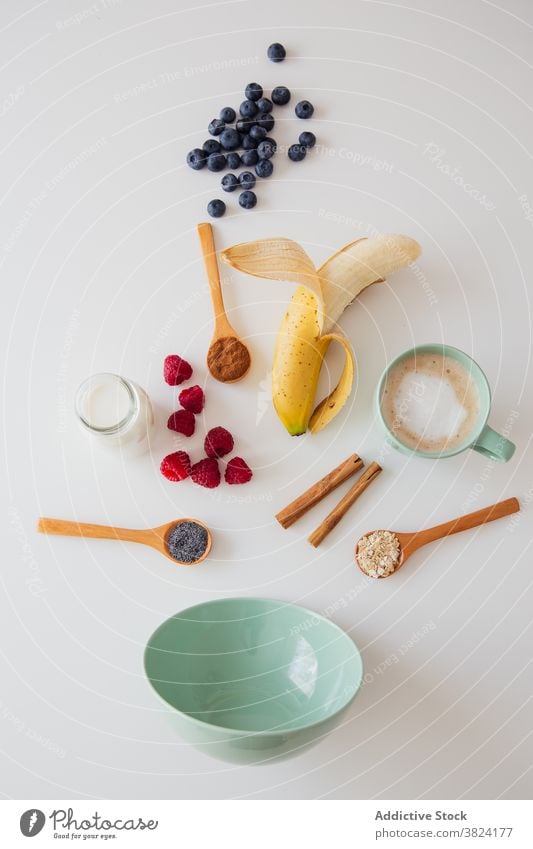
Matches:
[355,498,520,579]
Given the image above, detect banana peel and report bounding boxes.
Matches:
[221,234,421,435]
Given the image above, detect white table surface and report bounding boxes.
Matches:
[1,0,532,800]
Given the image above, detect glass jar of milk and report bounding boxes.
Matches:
[75,373,154,456]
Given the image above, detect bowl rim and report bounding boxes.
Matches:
[143,596,363,737]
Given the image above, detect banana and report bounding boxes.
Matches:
[221,234,421,435]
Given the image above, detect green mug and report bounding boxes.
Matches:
[375,344,516,462]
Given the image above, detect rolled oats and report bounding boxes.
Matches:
[357,530,401,578]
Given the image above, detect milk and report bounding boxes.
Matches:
[83,380,132,429]
[76,373,154,456]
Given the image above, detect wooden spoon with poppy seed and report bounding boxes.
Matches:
[37,517,212,566]
[198,222,251,382]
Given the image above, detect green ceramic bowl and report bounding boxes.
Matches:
[144,597,363,764]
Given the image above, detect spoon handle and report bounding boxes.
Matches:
[198,223,230,334]
[411,497,520,551]
[37,517,147,545]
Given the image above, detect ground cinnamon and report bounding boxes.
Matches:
[207,336,251,382]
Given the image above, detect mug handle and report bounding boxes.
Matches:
[472,424,516,463]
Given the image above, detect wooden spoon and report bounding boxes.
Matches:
[355,497,520,578]
[198,222,251,383]
[37,517,212,566]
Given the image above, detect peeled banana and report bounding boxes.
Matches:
[221,234,421,435]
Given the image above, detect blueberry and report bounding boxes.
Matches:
[257,113,275,133]
[236,118,252,134]
[241,133,258,150]
[207,152,226,172]
[239,170,256,190]
[239,190,257,210]
[255,158,273,178]
[203,138,221,155]
[208,117,225,135]
[186,148,207,170]
[295,100,314,119]
[221,173,239,192]
[256,97,273,114]
[257,138,277,159]
[249,124,267,142]
[245,82,263,102]
[207,199,226,218]
[220,128,241,151]
[272,86,291,106]
[239,99,258,119]
[267,43,286,63]
[226,151,242,169]
[220,106,236,123]
[241,149,259,167]
[288,143,306,162]
[299,131,316,148]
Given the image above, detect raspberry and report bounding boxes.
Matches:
[225,457,253,484]
[179,384,205,414]
[167,410,196,436]
[204,426,234,458]
[164,355,192,386]
[167,409,195,436]
[160,451,191,482]
[191,457,220,489]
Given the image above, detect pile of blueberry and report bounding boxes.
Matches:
[185,43,316,217]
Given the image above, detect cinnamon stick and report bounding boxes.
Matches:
[308,462,382,548]
[275,453,364,529]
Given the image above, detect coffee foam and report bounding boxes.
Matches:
[380,353,480,453]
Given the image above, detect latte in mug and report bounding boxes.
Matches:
[380,352,480,453]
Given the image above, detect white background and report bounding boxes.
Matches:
[1,0,532,800]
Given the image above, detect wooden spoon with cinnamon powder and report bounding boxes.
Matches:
[198,223,251,383]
